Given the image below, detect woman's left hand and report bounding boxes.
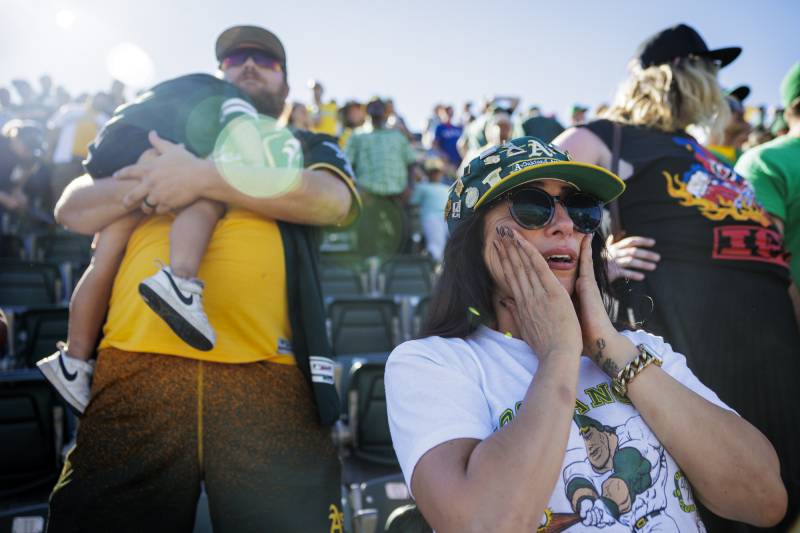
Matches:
[574,235,637,374]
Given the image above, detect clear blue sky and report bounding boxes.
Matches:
[2,0,798,130]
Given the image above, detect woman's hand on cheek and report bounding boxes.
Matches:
[494,225,582,361]
[575,235,636,370]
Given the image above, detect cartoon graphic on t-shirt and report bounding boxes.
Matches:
[563,413,679,531]
[673,471,707,532]
[663,136,769,226]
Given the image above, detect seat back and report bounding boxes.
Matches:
[347,361,397,465]
[34,234,92,267]
[0,369,63,498]
[319,260,364,300]
[0,261,60,306]
[13,305,69,367]
[329,298,398,356]
[0,235,25,260]
[380,256,435,297]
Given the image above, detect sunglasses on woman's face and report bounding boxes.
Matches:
[221,49,283,72]
[505,187,604,234]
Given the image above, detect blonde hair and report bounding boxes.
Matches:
[603,57,730,134]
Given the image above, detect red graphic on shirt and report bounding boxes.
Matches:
[712,226,789,267]
[665,137,771,226]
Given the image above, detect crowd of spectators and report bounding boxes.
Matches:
[1,73,788,265]
[0,77,126,256]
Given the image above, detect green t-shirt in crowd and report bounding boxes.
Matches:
[735,135,800,281]
[345,128,416,196]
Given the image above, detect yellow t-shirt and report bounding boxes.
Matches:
[71,111,101,158]
[310,102,339,137]
[99,208,294,364]
[339,128,353,150]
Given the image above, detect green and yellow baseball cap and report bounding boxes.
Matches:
[445,136,625,231]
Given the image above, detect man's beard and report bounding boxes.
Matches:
[247,89,285,119]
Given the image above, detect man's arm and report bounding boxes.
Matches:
[54,174,140,235]
[197,161,353,226]
[114,132,353,226]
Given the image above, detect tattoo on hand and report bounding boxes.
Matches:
[594,338,620,377]
[593,338,606,362]
[602,358,620,377]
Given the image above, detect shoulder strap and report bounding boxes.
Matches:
[279,222,341,426]
[607,122,625,240]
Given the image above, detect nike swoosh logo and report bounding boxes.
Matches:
[59,351,78,381]
[164,269,194,305]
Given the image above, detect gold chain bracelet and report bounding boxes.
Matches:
[612,344,662,398]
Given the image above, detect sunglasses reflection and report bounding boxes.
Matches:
[506,188,603,234]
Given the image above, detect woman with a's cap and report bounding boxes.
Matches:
[385,136,786,532]
[555,24,800,531]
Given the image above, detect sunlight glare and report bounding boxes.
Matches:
[106,42,155,88]
[55,9,76,29]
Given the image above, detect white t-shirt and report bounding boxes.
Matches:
[386,326,733,532]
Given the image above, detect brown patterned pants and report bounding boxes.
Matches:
[47,349,343,533]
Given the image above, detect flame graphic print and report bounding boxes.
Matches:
[663,169,770,226]
[664,137,771,227]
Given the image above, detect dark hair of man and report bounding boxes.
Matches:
[421,201,615,339]
[367,99,386,129]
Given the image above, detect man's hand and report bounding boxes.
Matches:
[115,131,206,214]
[606,235,660,282]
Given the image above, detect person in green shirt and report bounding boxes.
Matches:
[736,62,800,321]
[346,98,417,256]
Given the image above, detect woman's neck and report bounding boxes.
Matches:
[492,294,520,338]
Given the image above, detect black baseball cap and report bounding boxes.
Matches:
[215,25,287,70]
[727,85,750,103]
[635,24,741,69]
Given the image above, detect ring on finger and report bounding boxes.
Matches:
[143,198,156,209]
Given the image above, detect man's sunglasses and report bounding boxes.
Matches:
[221,49,283,72]
[504,187,604,234]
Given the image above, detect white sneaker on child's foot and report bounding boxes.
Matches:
[36,342,94,415]
[139,267,216,351]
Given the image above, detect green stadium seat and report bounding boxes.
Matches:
[0,261,61,306]
[319,260,365,301]
[33,233,92,267]
[328,298,399,356]
[0,369,64,501]
[379,256,435,297]
[12,305,69,368]
[346,360,396,466]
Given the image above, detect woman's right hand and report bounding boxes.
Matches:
[494,226,582,361]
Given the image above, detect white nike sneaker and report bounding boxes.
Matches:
[36,342,94,415]
[138,266,216,351]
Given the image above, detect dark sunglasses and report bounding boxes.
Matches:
[221,49,283,72]
[505,187,603,234]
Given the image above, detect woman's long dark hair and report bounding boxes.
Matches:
[421,209,616,339]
